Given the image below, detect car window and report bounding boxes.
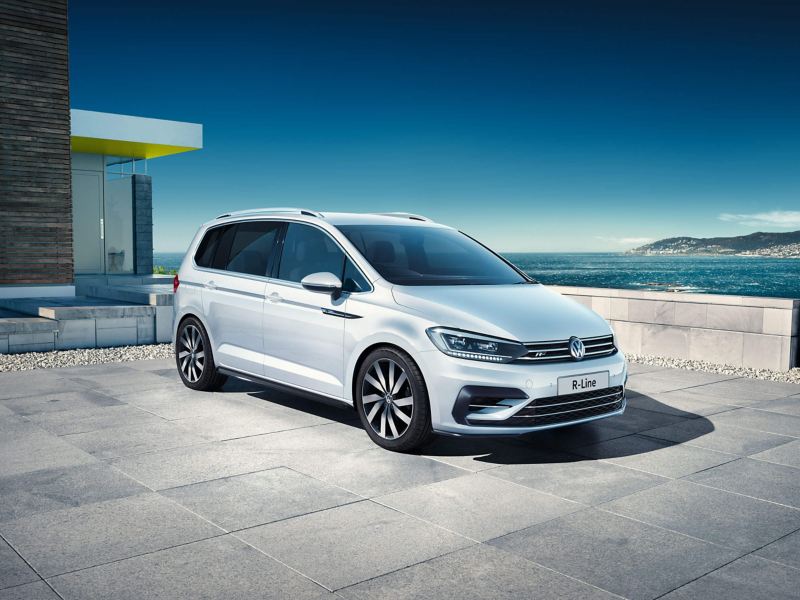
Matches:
[342,258,370,292]
[210,225,236,270]
[338,224,527,286]
[194,226,223,268]
[226,221,281,276]
[278,223,345,283]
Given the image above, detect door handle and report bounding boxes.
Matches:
[204,281,217,290]
[266,292,282,303]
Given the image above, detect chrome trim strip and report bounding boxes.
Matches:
[531,389,623,408]
[321,308,362,319]
[513,398,622,418]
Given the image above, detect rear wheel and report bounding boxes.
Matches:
[175,317,227,391]
[355,347,434,452]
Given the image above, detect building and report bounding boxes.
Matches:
[0,0,201,352]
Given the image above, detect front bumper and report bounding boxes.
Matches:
[416,348,628,436]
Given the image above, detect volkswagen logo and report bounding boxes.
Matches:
[568,336,585,360]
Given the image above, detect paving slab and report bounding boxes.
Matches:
[376,472,582,541]
[686,458,800,509]
[626,370,739,395]
[0,416,97,478]
[0,582,59,600]
[750,438,800,470]
[62,420,210,459]
[660,554,800,600]
[487,454,668,505]
[626,390,739,418]
[48,535,330,600]
[640,416,795,456]
[573,434,737,478]
[595,405,691,434]
[236,501,473,590]
[0,462,148,523]
[0,372,88,401]
[709,407,800,438]
[489,509,740,600]
[162,467,360,531]
[340,543,616,600]
[25,404,164,436]
[600,479,800,551]
[0,537,38,590]
[1,390,122,417]
[754,528,800,569]
[684,378,800,405]
[752,396,800,417]
[0,493,223,577]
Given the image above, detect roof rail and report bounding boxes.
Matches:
[216,207,322,219]
[373,212,431,222]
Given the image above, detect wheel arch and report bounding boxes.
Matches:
[350,342,428,406]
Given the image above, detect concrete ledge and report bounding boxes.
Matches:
[551,286,799,371]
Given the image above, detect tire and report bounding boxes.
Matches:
[175,317,227,391]
[355,347,434,452]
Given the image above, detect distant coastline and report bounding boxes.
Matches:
[627,230,800,258]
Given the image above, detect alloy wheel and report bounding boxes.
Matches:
[178,324,205,383]
[361,358,414,440]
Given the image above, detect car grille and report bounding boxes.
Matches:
[472,386,624,427]
[515,334,616,363]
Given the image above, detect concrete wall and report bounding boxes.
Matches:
[551,286,799,371]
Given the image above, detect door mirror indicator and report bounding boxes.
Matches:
[301,272,343,294]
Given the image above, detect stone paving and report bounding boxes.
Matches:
[1,360,799,599]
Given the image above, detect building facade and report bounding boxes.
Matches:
[0,0,201,299]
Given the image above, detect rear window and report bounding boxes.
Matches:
[194,221,280,276]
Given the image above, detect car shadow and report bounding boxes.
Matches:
[232,377,714,466]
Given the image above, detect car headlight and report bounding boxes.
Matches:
[426,327,527,363]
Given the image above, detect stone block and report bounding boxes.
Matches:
[706,305,763,333]
[137,316,155,344]
[591,296,611,318]
[674,302,707,328]
[155,306,174,343]
[641,324,689,359]
[742,333,786,371]
[689,328,744,366]
[609,298,628,321]
[8,332,56,353]
[610,320,642,354]
[0,335,8,354]
[56,319,97,350]
[95,320,138,347]
[763,308,793,336]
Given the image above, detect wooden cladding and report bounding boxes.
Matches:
[0,0,72,285]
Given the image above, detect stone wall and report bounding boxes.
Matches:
[0,0,72,285]
[551,286,799,372]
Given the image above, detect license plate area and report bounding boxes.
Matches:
[557,371,609,396]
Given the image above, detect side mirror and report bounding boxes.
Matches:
[300,272,343,294]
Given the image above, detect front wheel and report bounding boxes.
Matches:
[355,347,434,452]
[175,317,227,391]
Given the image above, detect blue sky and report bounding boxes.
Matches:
[69,1,800,253]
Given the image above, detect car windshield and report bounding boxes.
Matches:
[337,224,531,286]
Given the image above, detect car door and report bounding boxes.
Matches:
[262,222,352,398]
[200,221,281,376]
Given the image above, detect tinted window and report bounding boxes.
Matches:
[342,258,370,292]
[194,227,223,268]
[278,223,346,283]
[338,225,528,286]
[210,225,236,270]
[226,221,280,276]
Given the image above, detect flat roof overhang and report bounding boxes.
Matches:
[70,109,203,159]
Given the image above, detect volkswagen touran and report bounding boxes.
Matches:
[174,209,627,451]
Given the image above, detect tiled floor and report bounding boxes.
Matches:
[0,360,799,599]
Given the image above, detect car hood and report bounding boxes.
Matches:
[391,283,611,342]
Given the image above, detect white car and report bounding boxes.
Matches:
[174,208,627,451]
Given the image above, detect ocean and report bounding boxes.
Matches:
[153,252,799,299]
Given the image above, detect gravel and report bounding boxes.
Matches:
[627,353,800,385]
[0,344,798,386]
[0,344,174,372]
